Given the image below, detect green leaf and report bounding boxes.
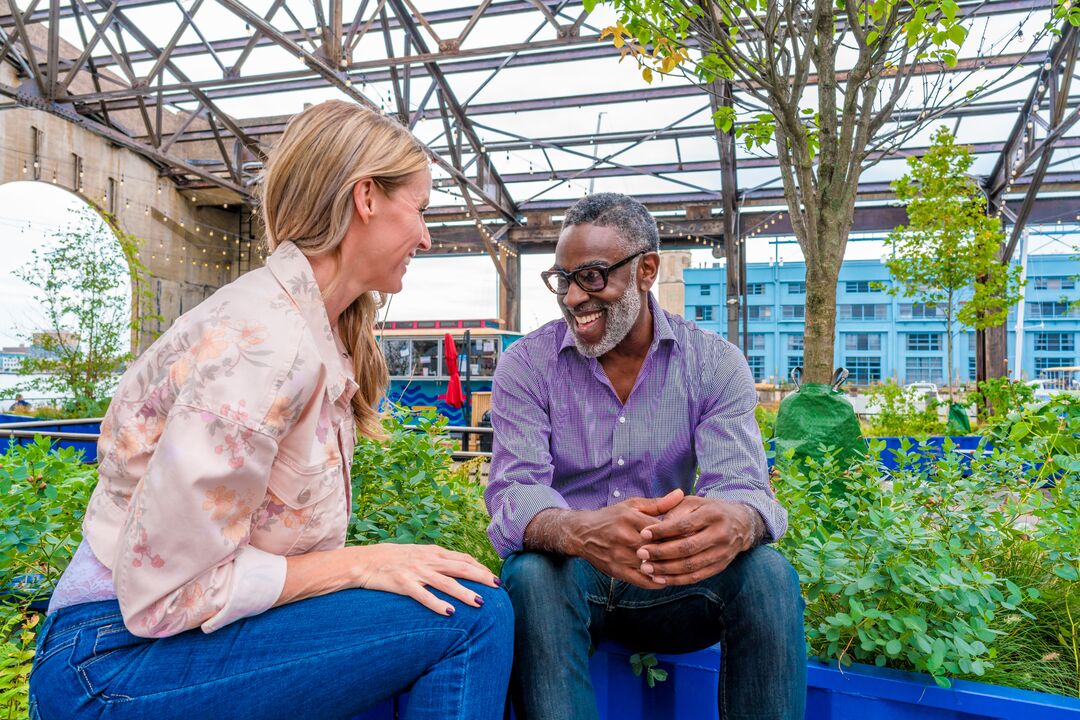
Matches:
[885,639,902,655]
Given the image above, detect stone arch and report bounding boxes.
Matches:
[1,63,252,351]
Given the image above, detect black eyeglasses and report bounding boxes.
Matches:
[541,251,646,295]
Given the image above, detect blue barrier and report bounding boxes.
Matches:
[766,436,993,474]
[0,417,101,462]
[353,641,1080,719]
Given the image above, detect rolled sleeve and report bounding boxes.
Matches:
[113,406,290,637]
[202,544,287,633]
[484,346,569,557]
[695,346,787,542]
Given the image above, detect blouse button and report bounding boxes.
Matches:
[297,488,311,504]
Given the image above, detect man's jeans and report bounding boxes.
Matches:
[28,582,513,720]
[502,545,806,720]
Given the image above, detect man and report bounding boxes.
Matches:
[9,394,31,412]
[484,193,806,720]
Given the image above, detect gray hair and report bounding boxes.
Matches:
[561,193,660,255]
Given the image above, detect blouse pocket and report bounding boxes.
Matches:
[267,454,340,510]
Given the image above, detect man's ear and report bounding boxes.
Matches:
[352,178,377,224]
[638,251,660,292]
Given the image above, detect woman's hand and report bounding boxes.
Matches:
[349,544,500,616]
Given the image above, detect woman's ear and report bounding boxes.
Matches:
[352,178,376,224]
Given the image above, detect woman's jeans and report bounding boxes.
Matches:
[502,545,807,720]
[28,582,513,720]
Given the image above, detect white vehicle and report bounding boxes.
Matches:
[1027,379,1053,402]
[903,382,942,405]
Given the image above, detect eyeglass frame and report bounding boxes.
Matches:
[540,250,649,295]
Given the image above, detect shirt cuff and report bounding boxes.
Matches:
[697,488,787,544]
[202,545,287,634]
[487,483,570,558]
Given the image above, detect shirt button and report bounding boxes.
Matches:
[613,489,621,497]
[617,458,625,466]
[619,416,626,423]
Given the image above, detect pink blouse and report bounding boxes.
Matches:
[49,241,359,638]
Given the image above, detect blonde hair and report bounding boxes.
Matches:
[259,100,429,439]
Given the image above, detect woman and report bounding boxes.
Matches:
[28,100,513,720]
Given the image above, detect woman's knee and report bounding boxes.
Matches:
[457,580,514,647]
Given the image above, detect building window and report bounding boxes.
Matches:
[787,334,804,351]
[844,333,881,351]
[839,304,887,320]
[906,333,942,351]
[747,334,766,351]
[746,305,772,320]
[781,305,805,319]
[1035,332,1075,352]
[746,355,765,382]
[1035,357,1075,372]
[847,357,882,384]
[746,283,765,295]
[787,355,803,374]
[700,284,712,296]
[968,356,976,379]
[1028,302,1078,319]
[845,280,882,293]
[906,356,943,383]
[1033,277,1076,291]
[786,282,806,294]
[898,303,940,319]
[694,306,714,322]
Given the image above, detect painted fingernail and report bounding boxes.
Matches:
[475,595,484,606]
[494,577,502,586]
[446,606,455,616]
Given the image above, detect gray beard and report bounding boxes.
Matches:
[563,282,643,359]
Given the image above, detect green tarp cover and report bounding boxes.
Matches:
[774,381,865,469]
[946,402,972,435]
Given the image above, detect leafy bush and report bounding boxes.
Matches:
[754,405,777,440]
[0,437,95,719]
[973,377,1036,426]
[777,394,1079,695]
[350,408,501,572]
[863,380,945,436]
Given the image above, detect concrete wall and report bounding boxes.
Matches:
[1,62,248,351]
[658,250,691,318]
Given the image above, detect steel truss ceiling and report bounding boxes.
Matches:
[1,0,1078,256]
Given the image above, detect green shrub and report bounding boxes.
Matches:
[973,377,1036,426]
[863,380,945,436]
[777,393,1079,695]
[350,408,501,573]
[0,437,95,719]
[755,405,777,440]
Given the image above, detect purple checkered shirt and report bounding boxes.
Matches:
[484,293,787,558]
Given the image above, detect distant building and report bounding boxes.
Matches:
[683,254,1079,385]
[29,331,79,359]
[0,345,29,374]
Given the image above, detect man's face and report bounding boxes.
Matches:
[552,224,645,358]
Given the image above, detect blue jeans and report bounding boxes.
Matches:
[28,582,513,720]
[502,545,806,720]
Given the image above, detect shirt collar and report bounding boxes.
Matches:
[266,241,357,405]
[558,292,677,355]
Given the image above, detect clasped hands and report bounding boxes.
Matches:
[571,489,756,589]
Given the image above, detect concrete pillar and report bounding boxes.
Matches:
[658,250,691,318]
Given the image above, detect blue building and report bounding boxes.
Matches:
[683,254,1080,385]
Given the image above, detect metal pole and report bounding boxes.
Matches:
[464,329,472,447]
[1013,229,1029,380]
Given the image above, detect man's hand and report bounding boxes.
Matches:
[636,498,759,586]
[567,489,684,589]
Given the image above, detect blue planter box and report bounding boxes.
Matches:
[352,642,1080,719]
[0,416,100,462]
[766,435,992,474]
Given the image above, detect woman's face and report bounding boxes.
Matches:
[345,165,433,294]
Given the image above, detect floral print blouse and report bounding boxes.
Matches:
[50,241,359,638]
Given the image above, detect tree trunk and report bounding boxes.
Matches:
[803,250,842,384]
